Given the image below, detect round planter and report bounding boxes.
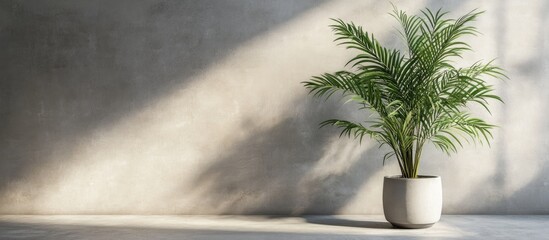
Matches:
[382,175,442,229]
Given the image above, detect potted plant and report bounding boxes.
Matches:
[302,6,505,228]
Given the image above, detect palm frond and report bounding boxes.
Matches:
[320,119,380,143]
[302,6,505,178]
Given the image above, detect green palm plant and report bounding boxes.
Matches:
[303,7,506,178]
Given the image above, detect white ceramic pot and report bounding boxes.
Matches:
[383,175,442,228]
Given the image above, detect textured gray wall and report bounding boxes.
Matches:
[0,0,548,214]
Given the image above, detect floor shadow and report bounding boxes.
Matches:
[303,216,393,229]
[3,216,549,240]
[0,219,435,240]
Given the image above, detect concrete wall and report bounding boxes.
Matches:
[0,0,547,214]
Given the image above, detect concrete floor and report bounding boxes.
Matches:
[0,215,547,239]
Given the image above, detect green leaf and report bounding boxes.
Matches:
[302,6,505,178]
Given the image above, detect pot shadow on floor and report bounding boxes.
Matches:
[303,216,393,229]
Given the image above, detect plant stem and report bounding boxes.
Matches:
[413,140,424,178]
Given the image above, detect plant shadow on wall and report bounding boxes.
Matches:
[184,0,548,217]
[184,1,509,216]
[449,0,549,214]
[0,0,326,202]
[185,97,387,215]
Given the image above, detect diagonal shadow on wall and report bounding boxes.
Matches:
[0,0,327,197]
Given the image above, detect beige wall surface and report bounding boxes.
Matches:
[0,0,547,214]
